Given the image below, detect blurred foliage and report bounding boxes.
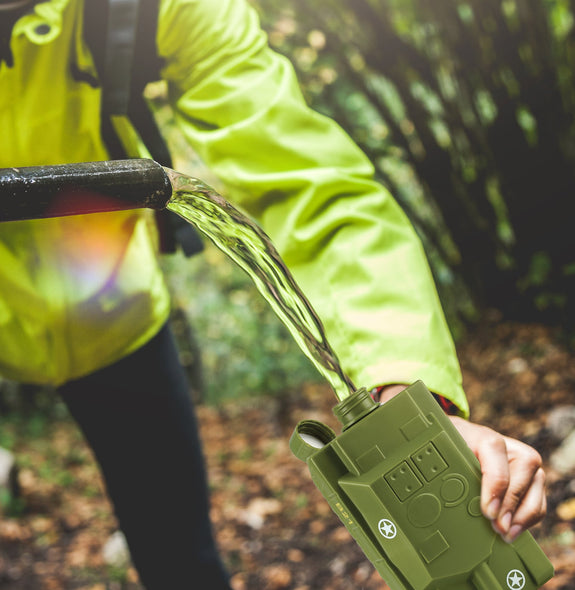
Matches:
[163,247,322,405]
[0,381,65,422]
[250,0,575,326]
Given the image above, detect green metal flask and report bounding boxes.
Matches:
[290,381,554,589]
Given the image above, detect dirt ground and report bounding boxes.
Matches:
[0,317,574,589]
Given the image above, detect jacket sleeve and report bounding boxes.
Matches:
[157,0,469,415]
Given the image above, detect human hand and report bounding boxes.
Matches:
[449,416,546,542]
[377,384,547,543]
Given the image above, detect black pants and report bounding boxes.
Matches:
[57,322,231,589]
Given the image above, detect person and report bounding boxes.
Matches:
[0,0,546,587]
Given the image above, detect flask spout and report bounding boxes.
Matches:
[0,159,172,222]
[333,387,379,430]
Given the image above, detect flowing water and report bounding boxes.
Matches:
[165,168,356,402]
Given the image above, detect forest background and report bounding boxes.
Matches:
[1,0,575,588]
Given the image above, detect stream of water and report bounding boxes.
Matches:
[165,168,356,402]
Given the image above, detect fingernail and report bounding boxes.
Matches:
[499,512,512,534]
[486,498,500,520]
[505,524,523,543]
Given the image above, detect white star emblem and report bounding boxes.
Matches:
[506,569,526,589]
[378,518,397,539]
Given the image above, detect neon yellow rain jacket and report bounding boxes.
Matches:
[0,0,468,414]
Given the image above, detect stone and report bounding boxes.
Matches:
[550,429,575,475]
[102,530,131,569]
[547,405,575,440]
[507,357,529,374]
[0,447,18,498]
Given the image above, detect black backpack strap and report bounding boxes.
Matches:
[82,0,203,256]
[102,0,140,116]
[83,0,170,162]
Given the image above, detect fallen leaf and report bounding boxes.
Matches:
[556,497,575,521]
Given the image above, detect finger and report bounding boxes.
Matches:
[475,432,511,521]
[496,439,543,534]
[504,467,547,543]
[448,418,511,521]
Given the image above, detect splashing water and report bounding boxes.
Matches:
[165,168,355,402]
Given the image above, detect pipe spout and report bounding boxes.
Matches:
[0,159,172,222]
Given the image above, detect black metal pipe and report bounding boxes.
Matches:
[0,159,173,222]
